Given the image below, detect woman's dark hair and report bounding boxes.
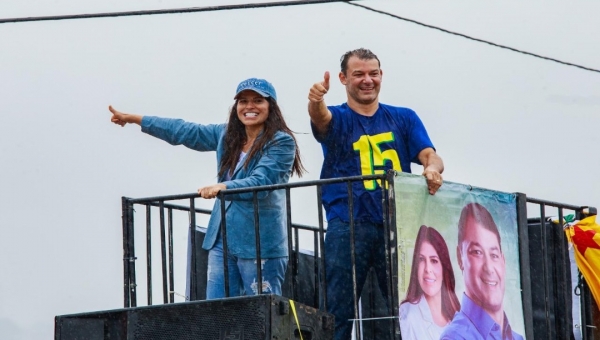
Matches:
[219,97,305,178]
[402,225,460,322]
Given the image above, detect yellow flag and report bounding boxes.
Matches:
[565,215,600,309]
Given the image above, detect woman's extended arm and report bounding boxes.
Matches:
[109,105,143,126]
[109,105,223,152]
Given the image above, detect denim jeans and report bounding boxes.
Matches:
[206,235,287,299]
[325,218,390,340]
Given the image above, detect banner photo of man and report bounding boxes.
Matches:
[395,173,525,340]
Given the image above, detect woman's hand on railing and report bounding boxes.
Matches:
[198,183,226,199]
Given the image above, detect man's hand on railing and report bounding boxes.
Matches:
[108,105,143,126]
[198,183,226,199]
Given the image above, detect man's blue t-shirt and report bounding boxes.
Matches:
[440,294,524,340]
[311,103,434,224]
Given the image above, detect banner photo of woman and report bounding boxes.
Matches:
[395,173,526,340]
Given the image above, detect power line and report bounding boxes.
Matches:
[0,0,348,24]
[1,0,598,74]
[347,2,600,74]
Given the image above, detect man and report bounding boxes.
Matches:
[441,203,523,340]
[308,48,444,340]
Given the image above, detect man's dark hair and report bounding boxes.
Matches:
[340,48,381,75]
[457,203,502,250]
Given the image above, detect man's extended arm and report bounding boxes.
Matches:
[308,71,333,136]
[418,147,444,195]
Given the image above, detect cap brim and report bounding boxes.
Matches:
[234,88,270,99]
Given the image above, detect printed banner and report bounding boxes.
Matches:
[395,173,525,340]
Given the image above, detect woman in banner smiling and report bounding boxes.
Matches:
[109,78,305,299]
[399,225,461,340]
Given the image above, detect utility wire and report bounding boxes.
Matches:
[0,0,348,24]
[1,0,598,74]
[347,2,600,74]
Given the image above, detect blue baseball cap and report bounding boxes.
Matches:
[234,78,277,101]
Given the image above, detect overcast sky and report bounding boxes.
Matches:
[1,1,599,338]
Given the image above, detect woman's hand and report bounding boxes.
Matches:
[198,183,227,199]
[108,105,143,126]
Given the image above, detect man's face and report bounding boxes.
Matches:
[339,56,382,105]
[458,217,505,314]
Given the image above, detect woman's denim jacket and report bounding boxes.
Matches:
[141,116,294,259]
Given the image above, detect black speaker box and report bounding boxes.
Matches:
[189,228,392,340]
[527,217,575,340]
[55,294,334,340]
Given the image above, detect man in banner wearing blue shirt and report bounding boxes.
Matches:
[441,203,524,340]
[308,48,444,340]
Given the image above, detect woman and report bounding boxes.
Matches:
[399,225,460,340]
[109,78,305,299]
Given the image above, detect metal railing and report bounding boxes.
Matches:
[120,173,394,314]
[120,173,598,340]
[524,197,597,340]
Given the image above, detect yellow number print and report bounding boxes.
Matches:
[352,132,402,190]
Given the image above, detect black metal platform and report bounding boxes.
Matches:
[55,294,334,340]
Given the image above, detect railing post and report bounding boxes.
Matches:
[159,201,168,304]
[316,184,326,310]
[539,203,555,338]
[384,170,399,340]
[313,230,319,308]
[122,197,137,308]
[517,193,534,340]
[253,191,263,294]
[168,208,174,303]
[145,205,152,306]
[285,188,295,300]
[220,195,229,298]
[578,207,598,340]
[555,207,574,339]
[189,197,197,301]
[347,181,361,340]
[581,278,595,340]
